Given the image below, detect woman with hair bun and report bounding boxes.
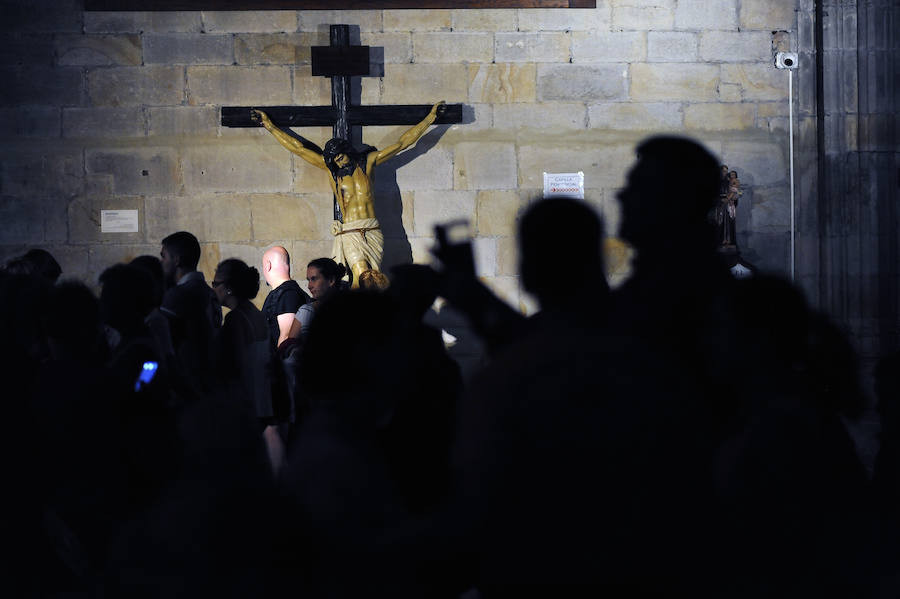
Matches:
[212,258,284,474]
[287,257,346,342]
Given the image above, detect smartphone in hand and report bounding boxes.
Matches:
[433,220,475,278]
[134,361,159,392]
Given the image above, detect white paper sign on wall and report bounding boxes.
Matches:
[543,172,584,199]
[101,210,139,233]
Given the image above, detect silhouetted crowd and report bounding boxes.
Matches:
[1,137,898,598]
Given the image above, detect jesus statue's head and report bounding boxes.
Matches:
[323,138,368,179]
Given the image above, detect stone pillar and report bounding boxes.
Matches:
[857,0,900,356]
[798,0,899,359]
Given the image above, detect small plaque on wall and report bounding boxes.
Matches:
[543,172,584,199]
[101,210,139,233]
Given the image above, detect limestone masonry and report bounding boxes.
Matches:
[2,0,798,314]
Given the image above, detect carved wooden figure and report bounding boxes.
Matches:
[252,103,445,286]
[223,24,462,286]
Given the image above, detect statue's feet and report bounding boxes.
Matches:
[358,269,390,291]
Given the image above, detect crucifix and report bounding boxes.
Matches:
[222,24,463,286]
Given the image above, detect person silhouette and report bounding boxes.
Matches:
[3,248,62,283]
[445,195,713,594]
[431,197,610,355]
[615,136,726,291]
[611,136,738,435]
[518,197,609,319]
[211,258,283,475]
[159,231,222,395]
[611,137,870,595]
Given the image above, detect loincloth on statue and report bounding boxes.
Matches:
[331,218,384,276]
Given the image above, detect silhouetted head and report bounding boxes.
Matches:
[519,197,607,308]
[0,271,51,363]
[300,290,397,400]
[307,257,345,300]
[389,264,440,320]
[129,255,165,307]
[21,249,62,284]
[3,258,35,277]
[43,280,104,361]
[617,136,720,253]
[160,231,201,283]
[213,258,260,304]
[99,263,156,337]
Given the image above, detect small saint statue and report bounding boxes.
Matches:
[252,102,445,287]
[715,165,742,249]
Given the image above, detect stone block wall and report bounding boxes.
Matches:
[1,0,799,319]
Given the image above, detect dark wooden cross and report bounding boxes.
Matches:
[223,24,462,221]
[222,24,462,139]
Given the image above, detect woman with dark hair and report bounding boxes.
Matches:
[274,258,346,436]
[3,248,62,283]
[212,259,284,474]
[286,257,346,342]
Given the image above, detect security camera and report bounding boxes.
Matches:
[775,52,798,70]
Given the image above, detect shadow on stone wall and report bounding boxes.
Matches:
[374,124,451,271]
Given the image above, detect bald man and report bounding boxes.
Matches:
[262,246,309,349]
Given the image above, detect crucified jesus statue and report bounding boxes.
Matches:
[252,101,445,287]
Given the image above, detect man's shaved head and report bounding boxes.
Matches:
[263,246,291,286]
[265,246,290,268]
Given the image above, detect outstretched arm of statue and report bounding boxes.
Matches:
[373,101,444,166]
[251,109,327,170]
